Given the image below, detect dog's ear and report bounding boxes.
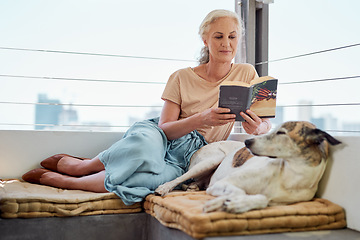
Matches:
[307,128,342,146]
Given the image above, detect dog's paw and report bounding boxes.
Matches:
[222,197,251,213]
[203,196,227,213]
[203,197,249,213]
[154,183,172,196]
[203,194,269,213]
[207,181,244,197]
[224,194,269,213]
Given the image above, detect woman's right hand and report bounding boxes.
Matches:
[158,101,235,140]
[199,107,236,127]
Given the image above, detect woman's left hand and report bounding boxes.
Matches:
[240,110,271,135]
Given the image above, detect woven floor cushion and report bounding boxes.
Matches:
[144,191,346,239]
[0,180,142,218]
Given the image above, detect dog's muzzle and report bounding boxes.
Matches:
[244,138,277,158]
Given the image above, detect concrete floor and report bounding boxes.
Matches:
[1,213,359,240]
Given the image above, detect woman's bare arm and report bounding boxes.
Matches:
[158,100,236,140]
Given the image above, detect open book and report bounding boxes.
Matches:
[218,76,278,121]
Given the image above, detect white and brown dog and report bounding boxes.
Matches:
[155,121,341,213]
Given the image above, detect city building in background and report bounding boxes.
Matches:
[35,94,63,130]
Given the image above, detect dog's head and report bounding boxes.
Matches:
[245,121,341,166]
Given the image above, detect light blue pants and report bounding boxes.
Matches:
[99,118,207,205]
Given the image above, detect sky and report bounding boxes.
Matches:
[0,0,359,132]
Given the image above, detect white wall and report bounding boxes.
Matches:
[0,130,124,179]
[317,136,360,232]
[0,130,359,231]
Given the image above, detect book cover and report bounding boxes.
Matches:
[218,76,278,121]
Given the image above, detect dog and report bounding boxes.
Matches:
[155,121,341,213]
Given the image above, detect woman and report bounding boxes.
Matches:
[23,9,271,205]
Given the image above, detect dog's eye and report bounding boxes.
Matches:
[276,131,286,135]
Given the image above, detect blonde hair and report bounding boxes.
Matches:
[198,9,243,64]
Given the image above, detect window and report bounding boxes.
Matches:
[2,0,359,136]
[0,0,234,131]
[268,0,360,135]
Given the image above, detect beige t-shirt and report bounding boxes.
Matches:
[161,63,259,143]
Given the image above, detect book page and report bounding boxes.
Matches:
[220,76,275,87]
[249,76,275,86]
[220,81,250,87]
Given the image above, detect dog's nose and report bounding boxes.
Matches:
[245,139,254,148]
